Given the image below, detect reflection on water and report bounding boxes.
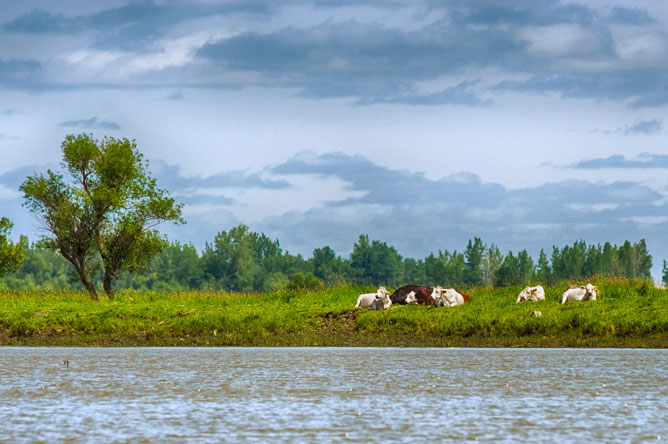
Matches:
[1,348,667,443]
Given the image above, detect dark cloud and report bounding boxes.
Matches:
[3,2,271,50]
[495,70,668,108]
[574,153,668,169]
[2,9,76,34]
[2,2,665,107]
[0,165,51,190]
[198,19,525,100]
[166,90,185,101]
[356,81,490,106]
[60,117,121,130]
[0,59,43,90]
[607,7,656,25]
[624,119,662,135]
[149,159,291,193]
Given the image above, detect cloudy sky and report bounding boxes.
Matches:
[1,0,667,278]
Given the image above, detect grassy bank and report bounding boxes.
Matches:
[1,279,667,347]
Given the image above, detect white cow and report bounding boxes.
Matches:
[516,285,546,303]
[370,291,392,310]
[561,283,598,304]
[355,286,390,309]
[433,287,466,307]
[405,291,417,305]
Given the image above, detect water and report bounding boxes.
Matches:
[1,348,666,443]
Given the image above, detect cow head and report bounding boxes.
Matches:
[374,291,392,309]
[584,283,598,300]
[405,291,417,305]
[516,286,531,303]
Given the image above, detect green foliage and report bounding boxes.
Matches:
[20,134,182,299]
[0,218,26,277]
[202,225,311,292]
[350,234,402,286]
[1,279,667,347]
[663,260,668,288]
[285,272,324,291]
[464,237,485,286]
[311,246,350,286]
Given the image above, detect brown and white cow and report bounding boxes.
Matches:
[433,287,469,307]
[516,285,545,303]
[355,286,390,308]
[390,285,436,305]
[561,283,598,304]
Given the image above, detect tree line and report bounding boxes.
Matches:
[0,133,664,296]
[0,226,659,292]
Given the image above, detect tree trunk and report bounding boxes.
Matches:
[103,272,115,300]
[80,274,98,300]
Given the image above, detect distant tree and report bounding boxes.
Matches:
[425,252,445,285]
[663,260,668,287]
[402,257,426,285]
[600,242,622,277]
[482,244,503,288]
[202,224,309,292]
[152,241,204,289]
[312,246,349,286]
[535,249,552,284]
[350,234,402,286]
[445,250,467,288]
[0,218,26,277]
[285,272,323,291]
[517,249,534,284]
[630,239,652,280]
[21,134,183,299]
[495,251,519,287]
[203,225,262,291]
[464,237,485,287]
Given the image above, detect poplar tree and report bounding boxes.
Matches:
[21,134,183,299]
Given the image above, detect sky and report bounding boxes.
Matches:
[1,0,667,279]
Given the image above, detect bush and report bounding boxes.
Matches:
[284,273,324,291]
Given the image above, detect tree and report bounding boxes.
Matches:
[517,249,534,284]
[21,134,182,299]
[402,257,426,285]
[482,244,503,288]
[0,218,26,277]
[663,260,668,287]
[495,251,519,287]
[312,246,349,286]
[94,137,183,297]
[464,237,485,287]
[350,234,402,286]
[535,249,552,284]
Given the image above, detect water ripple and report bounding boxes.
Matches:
[1,347,667,443]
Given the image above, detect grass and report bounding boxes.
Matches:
[1,279,667,347]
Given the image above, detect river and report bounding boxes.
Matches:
[1,347,666,443]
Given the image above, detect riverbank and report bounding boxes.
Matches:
[1,279,666,347]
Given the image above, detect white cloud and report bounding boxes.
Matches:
[567,203,621,212]
[621,215,668,225]
[517,24,609,59]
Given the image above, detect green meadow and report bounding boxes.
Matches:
[1,279,666,347]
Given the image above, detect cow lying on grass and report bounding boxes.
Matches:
[355,286,391,309]
[369,291,392,310]
[561,283,598,304]
[516,285,545,303]
[433,287,468,307]
[390,285,437,305]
